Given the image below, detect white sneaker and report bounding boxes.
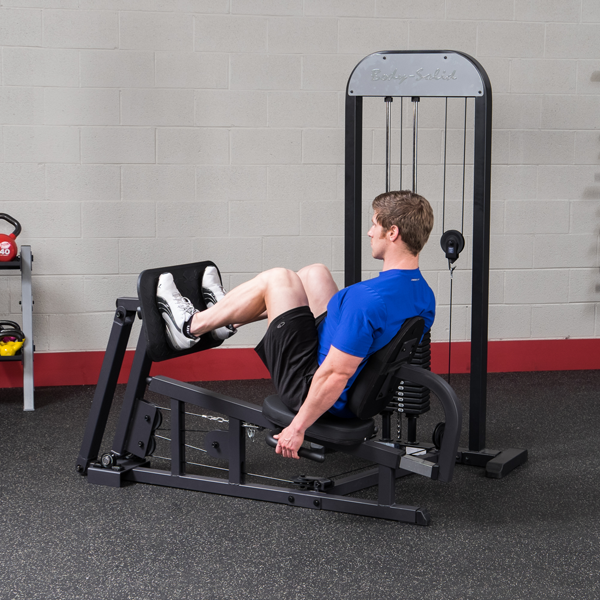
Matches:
[157,273,200,351]
[201,266,237,341]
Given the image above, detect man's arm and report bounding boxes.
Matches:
[273,346,363,459]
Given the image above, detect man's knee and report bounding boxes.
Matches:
[261,267,303,290]
[297,263,332,282]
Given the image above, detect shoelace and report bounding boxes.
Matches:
[172,292,198,318]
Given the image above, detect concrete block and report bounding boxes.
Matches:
[81,50,154,88]
[376,0,443,19]
[230,54,301,90]
[493,94,542,130]
[46,312,116,352]
[82,202,156,238]
[157,201,228,238]
[4,126,79,163]
[0,8,41,46]
[195,15,267,52]
[488,305,532,341]
[2,0,77,6]
[429,304,469,343]
[44,88,119,126]
[437,268,472,306]
[307,0,374,17]
[478,58,510,94]
[447,0,513,20]
[267,165,337,202]
[0,278,9,313]
[542,95,600,130]
[478,22,544,58]
[0,164,45,200]
[504,269,569,304]
[302,129,344,165]
[574,132,600,165]
[538,166,599,200]
[268,18,338,54]
[490,235,533,270]
[534,234,598,269]
[1,201,80,238]
[196,166,267,202]
[0,88,43,125]
[11,275,84,314]
[583,0,600,22]
[505,201,569,234]
[409,21,477,57]
[302,54,364,91]
[121,89,195,126]
[510,59,576,95]
[546,24,600,59]
[120,11,193,51]
[191,237,263,272]
[195,91,267,127]
[46,165,120,202]
[268,92,338,128]
[231,129,301,165]
[118,237,192,274]
[570,201,600,234]
[123,165,195,202]
[569,268,600,303]
[231,0,302,15]
[82,127,155,164]
[156,52,228,89]
[338,18,408,55]
[491,166,538,201]
[509,131,575,166]
[79,0,229,11]
[229,201,299,236]
[44,9,117,49]
[83,275,138,312]
[373,128,442,167]
[262,236,332,270]
[2,48,79,87]
[531,303,596,339]
[577,60,600,94]
[32,238,119,275]
[300,201,343,236]
[516,0,581,22]
[157,128,229,165]
[489,269,505,305]
[491,130,510,166]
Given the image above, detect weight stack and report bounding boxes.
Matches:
[387,331,431,416]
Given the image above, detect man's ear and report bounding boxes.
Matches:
[388,225,400,242]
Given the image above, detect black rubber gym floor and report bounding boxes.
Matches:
[1,370,599,600]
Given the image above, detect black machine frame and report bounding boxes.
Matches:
[77,294,463,525]
[344,50,527,475]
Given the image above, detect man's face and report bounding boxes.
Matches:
[368,212,387,260]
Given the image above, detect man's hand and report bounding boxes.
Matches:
[272,346,363,460]
[273,426,304,459]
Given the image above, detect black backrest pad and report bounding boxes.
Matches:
[346,317,425,420]
[137,261,224,363]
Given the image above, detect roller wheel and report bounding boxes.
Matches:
[146,437,157,457]
[432,422,445,450]
[153,410,163,431]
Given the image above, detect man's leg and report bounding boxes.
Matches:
[189,268,309,337]
[296,263,339,317]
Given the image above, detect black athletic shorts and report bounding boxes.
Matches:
[255,306,324,412]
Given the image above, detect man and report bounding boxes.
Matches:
[157,190,435,460]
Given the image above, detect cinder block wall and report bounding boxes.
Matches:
[0,0,599,354]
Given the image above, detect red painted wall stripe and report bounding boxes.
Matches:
[1,339,600,389]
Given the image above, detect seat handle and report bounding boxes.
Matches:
[265,431,325,463]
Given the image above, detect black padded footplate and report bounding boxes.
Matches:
[137,261,224,363]
[262,395,375,445]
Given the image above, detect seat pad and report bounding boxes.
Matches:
[262,395,375,446]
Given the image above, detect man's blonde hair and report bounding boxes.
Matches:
[372,190,434,256]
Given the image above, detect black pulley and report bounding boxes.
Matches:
[440,230,465,264]
[432,422,445,450]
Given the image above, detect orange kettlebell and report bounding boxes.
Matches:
[0,213,21,262]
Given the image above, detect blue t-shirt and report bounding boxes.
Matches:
[317,268,435,417]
